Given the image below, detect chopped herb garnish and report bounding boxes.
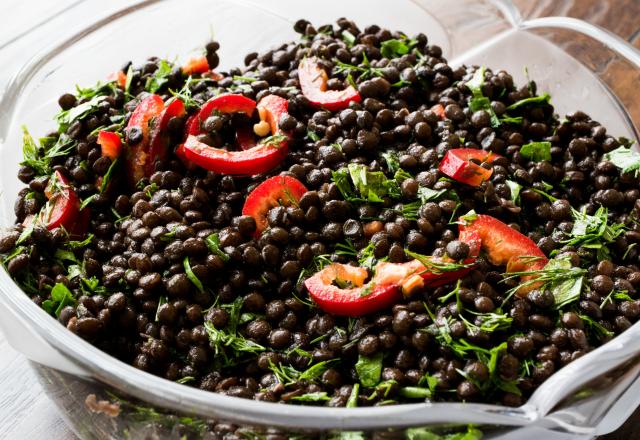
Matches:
[183,256,204,292]
[565,206,626,261]
[41,283,76,317]
[145,59,174,93]
[66,233,94,249]
[520,141,551,162]
[342,30,356,47]
[20,127,75,176]
[346,383,359,408]
[465,67,500,128]
[505,257,585,309]
[399,386,432,399]
[380,38,410,59]
[307,129,320,142]
[269,359,334,386]
[176,376,196,384]
[101,157,121,193]
[55,95,108,132]
[204,298,265,367]
[505,180,522,205]
[355,352,383,387]
[579,314,614,340]
[79,194,99,211]
[603,146,640,176]
[505,93,551,111]
[291,391,331,402]
[205,232,230,262]
[155,296,167,322]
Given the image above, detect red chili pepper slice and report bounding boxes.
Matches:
[298,57,361,111]
[147,99,186,176]
[125,94,165,185]
[438,148,501,187]
[107,70,127,89]
[236,126,257,150]
[182,56,210,75]
[304,263,401,316]
[43,171,80,230]
[242,175,307,236]
[186,94,257,137]
[431,104,446,120]
[97,131,122,160]
[459,214,548,293]
[305,243,481,317]
[183,95,289,176]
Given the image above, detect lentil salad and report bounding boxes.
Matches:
[2,17,640,409]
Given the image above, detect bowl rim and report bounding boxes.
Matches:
[1,0,640,432]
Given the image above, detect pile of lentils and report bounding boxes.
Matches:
[2,18,640,408]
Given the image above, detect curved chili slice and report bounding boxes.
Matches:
[438,148,501,187]
[242,175,308,236]
[183,95,290,176]
[304,263,401,316]
[305,245,480,317]
[43,171,80,230]
[147,98,186,176]
[299,57,361,111]
[97,131,122,160]
[186,94,257,136]
[459,213,548,294]
[125,94,164,185]
[182,56,209,75]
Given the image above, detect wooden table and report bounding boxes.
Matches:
[1,1,639,439]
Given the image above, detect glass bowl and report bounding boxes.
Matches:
[1,0,640,438]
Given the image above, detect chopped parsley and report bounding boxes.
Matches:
[269,359,334,386]
[291,392,331,402]
[505,93,551,111]
[205,232,230,261]
[183,257,204,292]
[505,257,585,309]
[346,383,359,408]
[603,145,640,176]
[355,352,383,387]
[380,38,412,59]
[20,127,75,176]
[565,206,626,261]
[520,141,551,162]
[341,30,356,47]
[204,298,265,367]
[101,157,121,193]
[505,180,522,205]
[55,94,108,132]
[41,283,76,317]
[332,164,401,203]
[145,59,174,93]
[465,67,500,128]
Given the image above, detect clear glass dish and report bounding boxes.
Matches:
[1,0,640,438]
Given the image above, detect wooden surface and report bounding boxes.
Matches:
[1,1,640,439]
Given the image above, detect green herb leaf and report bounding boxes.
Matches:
[506,93,551,111]
[55,95,108,132]
[380,39,410,59]
[101,157,121,193]
[66,233,94,249]
[145,60,174,93]
[399,386,432,399]
[291,391,331,402]
[346,383,359,408]
[79,194,99,211]
[603,146,640,176]
[155,296,167,322]
[342,30,356,47]
[204,299,265,367]
[566,206,626,261]
[307,129,320,142]
[205,233,230,262]
[355,352,383,387]
[42,282,76,317]
[183,257,204,292]
[505,180,522,205]
[347,163,400,202]
[176,376,196,384]
[520,141,551,162]
[579,314,614,340]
